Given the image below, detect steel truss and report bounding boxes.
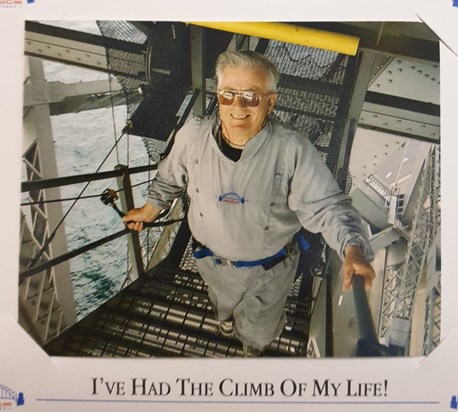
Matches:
[20,142,68,344]
[378,145,440,353]
[423,278,441,355]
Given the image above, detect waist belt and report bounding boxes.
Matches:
[192,233,310,269]
[193,244,288,269]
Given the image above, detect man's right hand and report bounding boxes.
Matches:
[122,202,162,231]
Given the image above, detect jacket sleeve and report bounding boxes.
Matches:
[287,136,374,261]
[146,120,196,209]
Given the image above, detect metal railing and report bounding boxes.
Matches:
[352,275,393,356]
[365,174,390,200]
[20,164,159,284]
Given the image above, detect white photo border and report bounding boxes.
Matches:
[1,1,457,411]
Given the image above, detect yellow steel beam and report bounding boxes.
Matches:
[189,22,359,56]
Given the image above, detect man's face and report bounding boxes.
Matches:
[217,66,277,141]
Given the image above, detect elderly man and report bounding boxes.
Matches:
[123,50,375,356]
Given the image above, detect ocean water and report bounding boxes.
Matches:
[50,105,150,319]
[42,21,151,319]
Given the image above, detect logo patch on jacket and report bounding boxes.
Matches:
[218,192,245,205]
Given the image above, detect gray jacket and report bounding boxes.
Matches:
[148,116,373,261]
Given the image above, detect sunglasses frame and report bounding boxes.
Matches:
[217,90,272,107]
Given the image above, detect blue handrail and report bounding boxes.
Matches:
[352,275,394,357]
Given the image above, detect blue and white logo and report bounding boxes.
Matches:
[218,192,245,205]
[0,385,25,409]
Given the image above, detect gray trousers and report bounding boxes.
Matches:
[195,246,300,351]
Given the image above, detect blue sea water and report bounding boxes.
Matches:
[42,21,151,319]
[50,106,150,319]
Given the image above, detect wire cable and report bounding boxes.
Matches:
[108,69,120,164]
[272,43,344,70]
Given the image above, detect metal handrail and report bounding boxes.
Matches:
[352,275,393,356]
[20,163,185,284]
[324,270,334,357]
[21,164,157,192]
[352,275,377,341]
[19,228,129,283]
[364,175,389,199]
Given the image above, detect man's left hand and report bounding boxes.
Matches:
[341,244,375,291]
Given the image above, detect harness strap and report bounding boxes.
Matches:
[192,232,310,269]
[294,232,311,252]
[193,245,288,268]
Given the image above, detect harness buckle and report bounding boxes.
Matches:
[214,256,233,267]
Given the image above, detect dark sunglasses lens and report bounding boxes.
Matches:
[218,93,235,105]
[218,91,261,107]
[241,93,259,107]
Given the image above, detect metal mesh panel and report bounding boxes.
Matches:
[98,21,197,163]
[264,41,355,172]
[97,21,146,118]
[97,21,147,44]
[268,42,341,81]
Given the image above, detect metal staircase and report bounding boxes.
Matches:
[45,223,316,358]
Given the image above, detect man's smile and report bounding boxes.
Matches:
[231,113,250,120]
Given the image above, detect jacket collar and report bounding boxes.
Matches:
[210,116,272,161]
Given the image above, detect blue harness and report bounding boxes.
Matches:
[192,233,310,269]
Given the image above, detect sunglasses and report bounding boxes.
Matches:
[217,90,271,107]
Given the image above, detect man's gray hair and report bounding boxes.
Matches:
[215,50,280,92]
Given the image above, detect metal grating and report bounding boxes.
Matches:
[97,21,147,119]
[264,41,356,173]
[45,258,312,357]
